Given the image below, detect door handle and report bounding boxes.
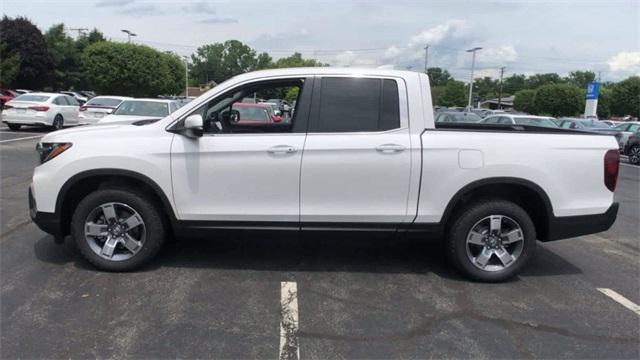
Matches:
[267,145,297,154]
[376,144,406,153]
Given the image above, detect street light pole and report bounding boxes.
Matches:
[423,44,429,73]
[466,47,482,109]
[498,66,506,108]
[182,56,189,97]
[121,29,137,43]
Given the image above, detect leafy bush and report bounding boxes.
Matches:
[533,83,584,117]
[82,42,184,97]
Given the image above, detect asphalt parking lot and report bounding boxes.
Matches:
[1,125,639,359]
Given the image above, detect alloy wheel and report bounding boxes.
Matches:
[630,146,640,165]
[465,215,525,272]
[84,202,146,261]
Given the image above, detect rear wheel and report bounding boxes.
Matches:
[71,188,166,271]
[628,145,640,165]
[446,199,536,282]
[52,115,64,130]
[7,123,21,131]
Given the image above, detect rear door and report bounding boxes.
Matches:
[300,76,412,227]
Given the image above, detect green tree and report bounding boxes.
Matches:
[513,89,537,114]
[271,52,325,68]
[474,76,499,101]
[525,73,563,89]
[426,67,453,86]
[533,83,584,117]
[0,41,21,87]
[611,76,640,117]
[566,70,596,89]
[596,87,612,119]
[433,80,467,107]
[190,40,268,84]
[0,16,53,89]
[45,24,82,90]
[82,42,184,97]
[502,74,526,95]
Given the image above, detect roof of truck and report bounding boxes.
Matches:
[231,67,418,81]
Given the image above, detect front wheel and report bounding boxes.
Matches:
[446,199,536,282]
[628,145,640,165]
[70,188,166,271]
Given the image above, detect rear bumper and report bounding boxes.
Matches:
[29,187,63,239]
[544,202,619,241]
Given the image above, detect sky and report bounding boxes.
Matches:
[2,0,639,82]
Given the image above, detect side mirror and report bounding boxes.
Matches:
[271,115,282,123]
[182,114,203,138]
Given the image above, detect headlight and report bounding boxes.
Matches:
[36,142,72,164]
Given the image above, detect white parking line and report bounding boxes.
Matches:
[597,288,640,315]
[0,135,43,144]
[280,281,300,360]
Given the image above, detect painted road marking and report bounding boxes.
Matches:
[597,288,640,315]
[280,281,299,360]
[0,135,43,144]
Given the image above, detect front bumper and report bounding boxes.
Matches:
[544,202,619,241]
[29,187,63,239]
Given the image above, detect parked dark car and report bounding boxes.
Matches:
[623,131,640,165]
[556,118,623,147]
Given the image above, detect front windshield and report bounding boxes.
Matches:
[114,101,169,117]
[86,97,123,107]
[514,117,558,128]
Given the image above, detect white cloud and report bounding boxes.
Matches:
[477,45,518,63]
[409,19,468,47]
[332,51,377,67]
[607,51,640,72]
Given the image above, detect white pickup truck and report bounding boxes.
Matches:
[29,68,620,281]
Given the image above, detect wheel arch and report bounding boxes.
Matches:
[56,169,177,237]
[441,177,554,241]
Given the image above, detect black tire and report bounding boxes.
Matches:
[52,115,64,130]
[446,199,536,282]
[628,145,640,165]
[70,188,166,271]
[7,123,21,131]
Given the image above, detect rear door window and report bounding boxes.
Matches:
[311,77,401,132]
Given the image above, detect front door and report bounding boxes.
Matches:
[170,77,312,225]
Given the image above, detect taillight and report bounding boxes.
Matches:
[29,106,50,112]
[604,149,619,192]
[3,104,12,110]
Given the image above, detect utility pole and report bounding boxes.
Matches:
[69,27,88,37]
[182,56,189,97]
[121,29,137,43]
[498,66,506,108]
[466,47,482,109]
[423,44,429,73]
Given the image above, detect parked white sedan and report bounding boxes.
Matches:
[99,99,181,124]
[1,92,80,131]
[78,96,131,125]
